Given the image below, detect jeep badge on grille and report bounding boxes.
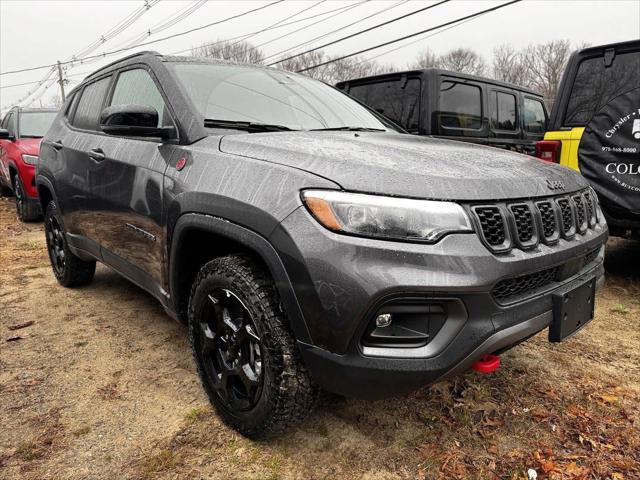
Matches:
[546,179,566,191]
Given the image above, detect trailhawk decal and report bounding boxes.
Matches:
[578,87,640,215]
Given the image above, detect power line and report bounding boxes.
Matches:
[167,1,361,56]
[296,0,521,73]
[261,0,407,63]
[226,0,326,49]
[2,0,160,110]
[1,70,94,90]
[357,8,494,65]
[0,0,284,77]
[252,0,367,52]
[71,0,161,60]
[267,0,451,67]
[108,0,207,52]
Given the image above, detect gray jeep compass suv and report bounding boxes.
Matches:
[37,51,607,437]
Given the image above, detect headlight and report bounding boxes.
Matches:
[302,190,473,242]
[22,154,38,165]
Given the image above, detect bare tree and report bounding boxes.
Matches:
[192,39,265,64]
[438,48,486,75]
[411,49,440,69]
[523,39,572,107]
[492,44,528,86]
[45,94,63,108]
[276,51,327,80]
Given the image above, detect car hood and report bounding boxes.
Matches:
[219,132,587,201]
[15,138,42,156]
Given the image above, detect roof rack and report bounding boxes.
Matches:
[83,50,161,80]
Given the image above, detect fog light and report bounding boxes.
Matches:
[375,313,392,328]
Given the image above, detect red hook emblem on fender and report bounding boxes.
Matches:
[176,157,187,171]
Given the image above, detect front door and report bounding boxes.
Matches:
[89,67,176,293]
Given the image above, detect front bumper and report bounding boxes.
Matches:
[299,268,604,399]
[271,206,608,398]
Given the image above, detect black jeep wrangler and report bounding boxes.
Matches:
[37,51,607,437]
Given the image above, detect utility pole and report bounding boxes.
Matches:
[56,60,66,103]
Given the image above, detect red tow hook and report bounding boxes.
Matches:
[472,354,501,374]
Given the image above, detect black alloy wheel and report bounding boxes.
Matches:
[188,255,318,438]
[46,214,66,277]
[14,175,24,217]
[43,200,95,287]
[194,287,264,412]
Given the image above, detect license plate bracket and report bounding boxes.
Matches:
[549,276,596,342]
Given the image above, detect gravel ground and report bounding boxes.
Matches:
[0,195,638,480]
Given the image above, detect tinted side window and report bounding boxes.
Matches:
[349,78,421,132]
[110,69,169,127]
[524,98,547,133]
[490,91,516,130]
[563,51,640,126]
[439,81,482,130]
[65,92,80,120]
[72,77,111,130]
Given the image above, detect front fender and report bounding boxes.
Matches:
[169,213,312,344]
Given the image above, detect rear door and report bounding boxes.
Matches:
[433,76,488,144]
[92,66,177,293]
[54,75,112,260]
[487,88,520,150]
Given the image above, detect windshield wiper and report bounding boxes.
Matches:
[204,119,295,132]
[310,126,386,132]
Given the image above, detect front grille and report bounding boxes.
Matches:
[584,191,596,226]
[510,204,534,243]
[573,194,587,231]
[557,198,574,235]
[492,267,559,301]
[537,201,557,239]
[470,189,600,254]
[492,247,602,302]
[474,207,506,246]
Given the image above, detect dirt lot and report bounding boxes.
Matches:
[0,196,638,480]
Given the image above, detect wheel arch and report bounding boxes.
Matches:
[8,162,18,189]
[35,175,58,214]
[169,213,312,344]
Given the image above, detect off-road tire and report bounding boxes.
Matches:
[14,174,40,222]
[188,255,318,438]
[44,200,96,287]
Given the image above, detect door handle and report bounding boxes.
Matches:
[88,148,105,162]
[49,140,63,150]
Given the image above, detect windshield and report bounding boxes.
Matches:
[19,111,57,137]
[167,62,390,131]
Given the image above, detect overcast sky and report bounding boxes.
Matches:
[1,0,638,113]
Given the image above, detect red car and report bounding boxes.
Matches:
[0,107,57,221]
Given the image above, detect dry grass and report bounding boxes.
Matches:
[0,196,638,480]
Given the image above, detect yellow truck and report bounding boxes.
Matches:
[537,40,640,237]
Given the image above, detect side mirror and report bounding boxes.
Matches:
[99,104,176,140]
[0,128,12,140]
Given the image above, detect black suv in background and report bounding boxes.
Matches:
[337,69,548,156]
[37,51,607,437]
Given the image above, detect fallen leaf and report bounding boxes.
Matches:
[600,394,618,404]
[6,335,26,342]
[7,320,34,331]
